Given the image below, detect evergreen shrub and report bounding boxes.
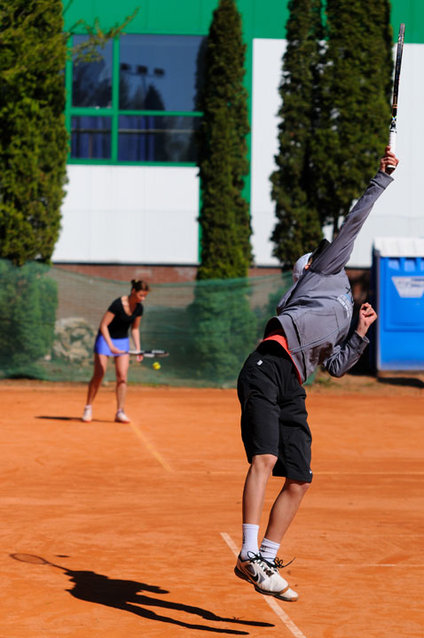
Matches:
[0,261,58,378]
[0,0,68,266]
[189,279,257,383]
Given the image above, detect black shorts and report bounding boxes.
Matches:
[237,341,312,482]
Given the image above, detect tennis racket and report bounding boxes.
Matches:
[128,349,169,358]
[388,23,405,168]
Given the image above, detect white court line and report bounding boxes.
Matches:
[128,422,173,472]
[220,532,308,638]
[315,471,424,476]
[328,563,424,568]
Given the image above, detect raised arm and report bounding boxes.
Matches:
[311,148,398,275]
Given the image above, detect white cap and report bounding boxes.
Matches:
[292,253,312,283]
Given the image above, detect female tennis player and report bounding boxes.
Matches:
[81,279,150,424]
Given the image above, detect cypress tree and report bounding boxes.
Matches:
[270,0,324,269]
[0,2,138,379]
[0,0,68,265]
[197,0,251,280]
[311,0,393,235]
[191,0,255,383]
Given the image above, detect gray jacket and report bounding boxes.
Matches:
[264,170,393,383]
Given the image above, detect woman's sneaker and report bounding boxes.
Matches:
[81,406,92,423]
[115,409,130,423]
[234,553,298,602]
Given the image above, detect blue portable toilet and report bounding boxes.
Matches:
[372,237,424,372]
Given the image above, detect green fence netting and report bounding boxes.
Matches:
[0,260,294,387]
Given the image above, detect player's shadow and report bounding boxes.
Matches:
[36,416,81,422]
[61,568,274,634]
[36,416,110,423]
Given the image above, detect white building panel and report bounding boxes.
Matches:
[251,39,424,268]
[54,165,200,264]
[251,39,286,266]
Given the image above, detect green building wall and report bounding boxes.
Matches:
[64,1,424,43]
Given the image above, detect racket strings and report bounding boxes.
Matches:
[10,553,48,565]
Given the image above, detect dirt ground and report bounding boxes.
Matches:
[1,374,423,638]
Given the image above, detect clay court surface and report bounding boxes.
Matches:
[1,375,423,638]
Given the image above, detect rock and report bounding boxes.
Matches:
[53,317,96,364]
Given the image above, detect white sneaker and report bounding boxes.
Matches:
[81,406,92,423]
[234,553,298,602]
[268,558,298,601]
[115,409,130,423]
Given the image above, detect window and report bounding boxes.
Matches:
[119,34,203,111]
[71,116,111,159]
[118,115,200,162]
[72,37,113,108]
[67,34,205,164]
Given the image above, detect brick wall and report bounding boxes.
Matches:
[52,263,370,299]
[53,263,282,284]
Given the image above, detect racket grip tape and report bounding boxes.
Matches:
[388,129,397,153]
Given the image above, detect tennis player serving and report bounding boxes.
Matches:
[235,147,399,601]
[82,279,150,424]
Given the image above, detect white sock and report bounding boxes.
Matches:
[240,524,259,560]
[259,537,280,563]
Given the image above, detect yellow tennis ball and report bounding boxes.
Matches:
[152,361,161,370]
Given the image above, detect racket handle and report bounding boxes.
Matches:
[388,129,397,153]
[387,128,397,170]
